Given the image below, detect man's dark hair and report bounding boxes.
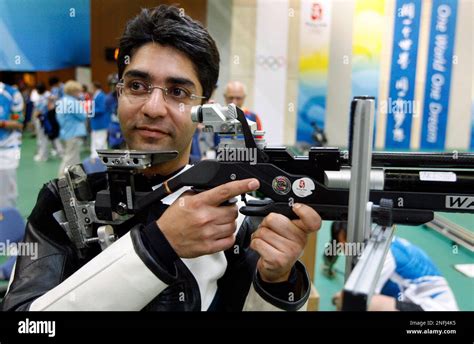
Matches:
[331,221,347,242]
[48,76,60,87]
[36,82,47,95]
[117,5,220,101]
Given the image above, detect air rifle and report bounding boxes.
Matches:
[54,97,474,258]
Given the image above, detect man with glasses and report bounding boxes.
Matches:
[224,81,263,135]
[2,5,320,311]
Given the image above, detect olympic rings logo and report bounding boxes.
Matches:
[256,55,286,71]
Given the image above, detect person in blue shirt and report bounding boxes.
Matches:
[48,76,64,101]
[55,80,87,177]
[0,81,24,207]
[326,221,459,311]
[105,74,124,149]
[90,81,110,158]
[189,128,202,164]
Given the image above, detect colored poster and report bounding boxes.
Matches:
[385,0,422,149]
[296,0,332,143]
[351,0,386,141]
[420,0,458,150]
[253,0,289,145]
[0,0,90,71]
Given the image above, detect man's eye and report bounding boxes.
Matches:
[168,87,189,99]
[128,81,147,92]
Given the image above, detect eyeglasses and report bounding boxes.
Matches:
[116,78,206,107]
[224,95,244,101]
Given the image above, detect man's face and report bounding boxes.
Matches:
[224,85,245,108]
[118,43,201,155]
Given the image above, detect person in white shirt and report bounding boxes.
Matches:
[0,81,24,207]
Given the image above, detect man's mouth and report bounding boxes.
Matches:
[135,125,170,139]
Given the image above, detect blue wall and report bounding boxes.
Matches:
[0,0,90,71]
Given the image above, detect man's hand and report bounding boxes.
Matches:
[157,178,260,258]
[332,291,343,311]
[367,294,398,311]
[250,203,321,283]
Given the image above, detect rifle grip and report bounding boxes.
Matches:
[240,202,298,219]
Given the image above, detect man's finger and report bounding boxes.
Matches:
[250,237,282,264]
[291,203,322,233]
[213,204,239,225]
[253,226,296,254]
[209,235,236,253]
[260,213,306,244]
[211,223,238,240]
[197,178,259,206]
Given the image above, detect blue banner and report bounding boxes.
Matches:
[471,101,474,150]
[385,0,422,149]
[0,0,90,71]
[420,0,458,150]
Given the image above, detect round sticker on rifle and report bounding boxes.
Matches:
[272,176,291,195]
[292,178,315,198]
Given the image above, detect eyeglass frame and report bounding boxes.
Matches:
[116,78,206,105]
[224,95,245,102]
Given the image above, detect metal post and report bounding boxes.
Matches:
[342,224,395,311]
[345,97,375,281]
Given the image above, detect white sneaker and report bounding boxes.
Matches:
[34,154,48,162]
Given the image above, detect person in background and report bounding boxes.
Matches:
[224,81,263,133]
[0,81,24,207]
[56,80,87,177]
[47,77,67,160]
[189,125,202,164]
[48,76,64,101]
[105,74,124,149]
[21,84,35,133]
[32,83,51,162]
[45,94,64,158]
[326,221,459,311]
[90,81,109,158]
[82,84,92,114]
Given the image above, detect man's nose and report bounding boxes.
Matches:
[141,88,167,118]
